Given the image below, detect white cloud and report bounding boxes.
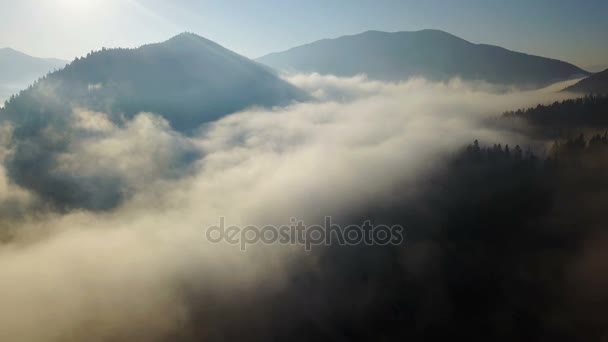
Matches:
[0,75,577,341]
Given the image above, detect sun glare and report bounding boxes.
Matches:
[54,0,105,12]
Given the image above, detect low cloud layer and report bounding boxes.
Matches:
[0,75,577,341]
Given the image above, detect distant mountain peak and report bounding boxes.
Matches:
[166,31,207,43]
[0,47,66,62]
[175,31,198,37]
[0,34,307,209]
[0,47,32,58]
[257,29,588,88]
[327,29,465,42]
[0,47,68,102]
[162,32,220,46]
[143,32,239,59]
[3,33,306,132]
[354,28,454,36]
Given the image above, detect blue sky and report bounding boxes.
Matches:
[1,0,606,69]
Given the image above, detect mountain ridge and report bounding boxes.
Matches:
[0,47,68,103]
[257,29,589,88]
[0,47,67,65]
[563,68,608,94]
[0,33,307,209]
[2,32,306,131]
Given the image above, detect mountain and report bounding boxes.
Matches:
[1,32,306,132]
[563,69,608,94]
[0,47,67,103]
[257,29,589,88]
[0,33,307,210]
[585,64,608,73]
[0,47,66,83]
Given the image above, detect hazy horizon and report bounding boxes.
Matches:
[0,0,606,69]
[2,2,608,341]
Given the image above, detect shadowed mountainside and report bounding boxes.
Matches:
[2,32,306,132]
[563,68,608,94]
[0,32,307,210]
